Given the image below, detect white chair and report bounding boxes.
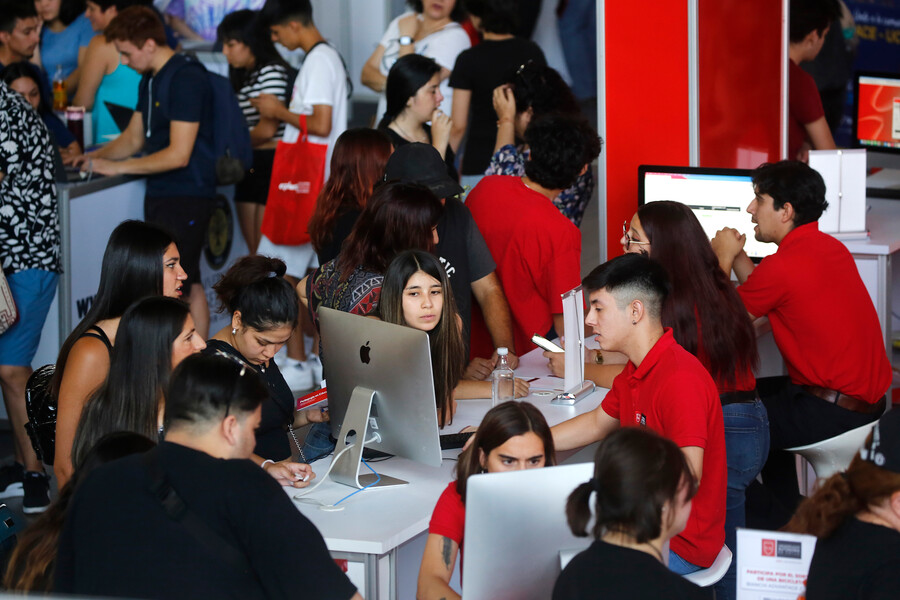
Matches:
[786,421,877,493]
[683,544,732,587]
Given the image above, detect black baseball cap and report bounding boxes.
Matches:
[384,143,464,200]
[860,408,900,474]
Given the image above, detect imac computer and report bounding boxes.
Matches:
[638,165,777,261]
[854,71,900,154]
[462,462,594,600]
[318,307,443,489]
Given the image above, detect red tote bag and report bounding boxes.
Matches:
[261,115,328,245]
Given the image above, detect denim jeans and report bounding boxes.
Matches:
[717,399,770,600]
[668,549,702,575]
[300,422,335,463]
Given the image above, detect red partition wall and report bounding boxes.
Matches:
[698,0,784,168]
[603,2,691,260]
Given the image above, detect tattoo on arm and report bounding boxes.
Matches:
[441,536,453,570]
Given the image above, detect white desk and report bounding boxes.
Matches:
[289,347,607,600]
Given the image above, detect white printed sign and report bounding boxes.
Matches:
[736,528,817,600]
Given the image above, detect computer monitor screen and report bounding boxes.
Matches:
[318,307,442,488]
[462,462,594,600]
[854,71,900,152]
[638,165,777,261]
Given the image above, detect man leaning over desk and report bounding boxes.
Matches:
[711,160,890,528]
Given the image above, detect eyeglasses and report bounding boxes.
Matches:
[212,349,248,418]
[622,221,651,251]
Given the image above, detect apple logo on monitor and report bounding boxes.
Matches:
[360,341,371,364]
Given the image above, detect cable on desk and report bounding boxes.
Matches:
[332,458,381,507]
[293,442,355,500]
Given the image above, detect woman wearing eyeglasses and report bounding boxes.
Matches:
[204,255,324,488]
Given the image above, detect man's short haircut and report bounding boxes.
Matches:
[165,354,268,431]
[752,160,829,227]
[789,0,841,42]
[104,5,166,47]
[582,253,670,321]
[524,114,602,190]
[465,0,518,35]
[260,0,313,27]
[0,0,38,34]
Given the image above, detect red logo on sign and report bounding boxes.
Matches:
[762,539,776,556]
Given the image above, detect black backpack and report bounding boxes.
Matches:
[24,364,56,466]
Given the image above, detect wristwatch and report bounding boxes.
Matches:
[399,35,414,46]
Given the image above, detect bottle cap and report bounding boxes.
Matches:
[497,347,508,356]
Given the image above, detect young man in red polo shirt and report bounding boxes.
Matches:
[466,114,601,357]
[552,253,726,575]
[712,160,890,527]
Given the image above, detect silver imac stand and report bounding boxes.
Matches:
[552,286,595,406]
[330,386,409,489]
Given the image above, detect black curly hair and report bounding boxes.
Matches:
[524,114,601,190]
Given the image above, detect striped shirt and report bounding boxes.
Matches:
[236,63,291,139]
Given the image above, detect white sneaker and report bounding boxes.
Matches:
[273,346,289,370]
[307,355,323,387]
[282,361,314,393]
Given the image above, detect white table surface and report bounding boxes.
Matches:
[842,198,900,255]
[287,346,607,555]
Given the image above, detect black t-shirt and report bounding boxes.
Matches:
[380,125,459,182]
[806,517,900,600]
[552,540,712,600]
[449,38,546,175]
[435,198,495,345]
[203,340,295,461]
[137,54,216,199]
[54,442,356,600]
[316,207,360,266]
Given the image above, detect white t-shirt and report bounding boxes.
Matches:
[282,42,348,177]
[375,12,471,123]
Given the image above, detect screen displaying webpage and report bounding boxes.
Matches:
[642,171,777,260]
[857,75,900,150]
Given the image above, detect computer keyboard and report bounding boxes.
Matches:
[440,431,475,450]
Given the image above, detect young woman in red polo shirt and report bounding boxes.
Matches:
[622,200,767,599]
[416,401,554,600]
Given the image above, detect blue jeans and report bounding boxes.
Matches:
[301,422,335,463]
[717,399,770,600]
[668,550,702,575]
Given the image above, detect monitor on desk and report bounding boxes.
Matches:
[462,462,594,600]
[638,165,777,261]
[318,307,443,489]
[854,71,900,154]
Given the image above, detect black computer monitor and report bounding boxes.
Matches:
[854,71,900,153]
[317,307,443,489]
[638,165,777,261]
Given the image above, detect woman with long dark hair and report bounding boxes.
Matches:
[553,427,705,599]
[785,409,900,599]
[300,181,443,338]
[380,250,528,426]
[218,10,292,254]
[308,128,393,265]
[377,54,457,180]
[3,432,155,592]
[70,296,205,468]
[205,255,319,487]
[417,402,555,600]
[52,220,184,488]
[487,62,593,226]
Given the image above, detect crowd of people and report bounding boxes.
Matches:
[0,0,897,599]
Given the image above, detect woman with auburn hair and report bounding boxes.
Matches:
[417,401,554,600]
[785,409,900,599]
[554,427,705,599]
[308,128,393,265]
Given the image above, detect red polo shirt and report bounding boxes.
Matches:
[467,175,582,355]
[737,222,891,403]
[601,329,726,568]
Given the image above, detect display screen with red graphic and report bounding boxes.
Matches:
[855,73,900,151]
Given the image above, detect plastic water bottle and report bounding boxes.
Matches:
[52,65,67,112]
[491,347,515,407]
